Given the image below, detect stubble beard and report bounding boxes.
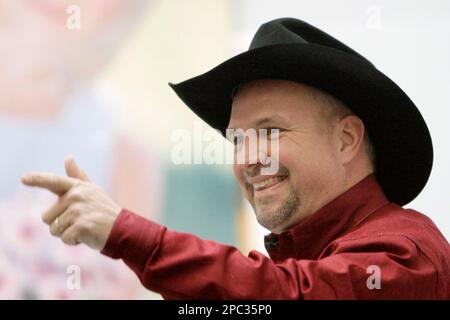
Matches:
[251,182,300,232]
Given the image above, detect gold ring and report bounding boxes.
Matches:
[55,217,61,235]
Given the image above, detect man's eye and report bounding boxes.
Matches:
[264,128,282,135]
[233,135,244,146]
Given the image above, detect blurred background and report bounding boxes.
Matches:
[0,0,448,299]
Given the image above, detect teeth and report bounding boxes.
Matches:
[253,176,286,190]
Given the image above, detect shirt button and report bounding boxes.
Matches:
[264,236,279,250]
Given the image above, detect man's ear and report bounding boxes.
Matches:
[338,115,366,165]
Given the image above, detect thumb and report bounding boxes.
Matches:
[65,155,91,182]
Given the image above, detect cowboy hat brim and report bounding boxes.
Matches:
[169,43,433,206]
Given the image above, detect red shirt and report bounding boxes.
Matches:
[101,174,450,299]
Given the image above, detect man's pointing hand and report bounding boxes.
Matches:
[21,155,121,251]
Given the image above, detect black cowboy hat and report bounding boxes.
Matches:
[169,17,433,206]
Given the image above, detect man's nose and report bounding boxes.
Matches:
[235,142,270,169]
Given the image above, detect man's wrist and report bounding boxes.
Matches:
[101,208,165,268]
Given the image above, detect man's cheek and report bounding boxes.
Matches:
[276,149,292,175]
[232,166,247,190]
[232,165,242,182]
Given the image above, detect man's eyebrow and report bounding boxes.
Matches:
[227,115,288,132]
[254,115,288,127]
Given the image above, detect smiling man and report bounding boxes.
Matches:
[229,80,375,234]
[21,18,450,299]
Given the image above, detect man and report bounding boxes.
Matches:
[21,18,449,299]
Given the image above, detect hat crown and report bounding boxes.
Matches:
[249,18,371,65]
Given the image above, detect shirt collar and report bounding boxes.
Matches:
[264,173,390,261]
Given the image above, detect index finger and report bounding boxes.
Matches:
[21,172,77,195]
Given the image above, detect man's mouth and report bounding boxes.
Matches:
[252,175,288,191]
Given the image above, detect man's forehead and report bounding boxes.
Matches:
[233,79,314,98]
[228,80,316,130]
